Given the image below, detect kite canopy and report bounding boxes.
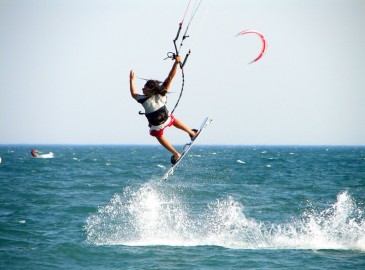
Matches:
[236,30,267,64]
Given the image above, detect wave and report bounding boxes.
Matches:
[85,184,365,251]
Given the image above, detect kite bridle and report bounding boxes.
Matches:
[165,0,201,115]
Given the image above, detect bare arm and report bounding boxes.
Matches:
[162,55,182,91]
[129,69,138,99]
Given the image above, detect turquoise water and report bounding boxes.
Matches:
[1,145,365,269]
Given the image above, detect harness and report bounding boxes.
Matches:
[137,94,169,126]
[145,105,169,126]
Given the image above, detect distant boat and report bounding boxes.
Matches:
[38,152,54,159]
[31,149,54,159]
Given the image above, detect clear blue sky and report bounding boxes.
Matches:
[1,0,364,145]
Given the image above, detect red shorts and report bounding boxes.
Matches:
[149,115,175,137]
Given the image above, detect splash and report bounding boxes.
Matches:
[85,185,365,251]
[270,191,365,250]
[85,182,193,246]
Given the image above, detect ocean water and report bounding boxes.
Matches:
[1,145,365,269]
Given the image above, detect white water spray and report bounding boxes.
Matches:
[85,183,365,251]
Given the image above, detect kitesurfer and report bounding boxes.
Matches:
[129,55,197,164]
[31,149,39,158]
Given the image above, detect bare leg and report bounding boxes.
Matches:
[156,135,181,160]
[173,118,197,138]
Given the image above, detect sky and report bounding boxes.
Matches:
[1,0,365,145]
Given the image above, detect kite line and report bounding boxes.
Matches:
[165,0,203,115]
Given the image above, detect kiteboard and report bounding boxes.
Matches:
[162,116,212,180]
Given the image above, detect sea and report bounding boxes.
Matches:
[1,145,364,269]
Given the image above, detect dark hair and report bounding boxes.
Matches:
[145,80,167,96]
